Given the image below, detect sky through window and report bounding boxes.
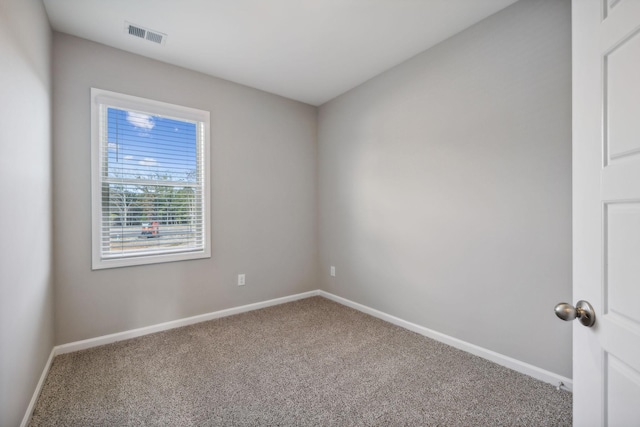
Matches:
[107,107,198,182]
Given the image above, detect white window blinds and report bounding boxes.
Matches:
[91,89,210,269]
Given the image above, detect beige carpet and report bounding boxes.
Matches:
[30,296,571,426]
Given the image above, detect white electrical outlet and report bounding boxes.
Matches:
[330,266,336,277]
[237,274,246,286]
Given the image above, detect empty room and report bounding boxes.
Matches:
[2,0,639,425]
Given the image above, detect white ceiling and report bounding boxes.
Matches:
[42,0,519,106]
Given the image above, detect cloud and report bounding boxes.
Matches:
[127,112,155,130]
[108,142,119,150]
[124,155,133,160]
[139,157,157,166]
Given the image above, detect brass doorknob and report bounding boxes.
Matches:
[554,300,596,327]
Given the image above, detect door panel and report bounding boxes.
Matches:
[605,203,640,327]
[605,28,640,160]
[606,354,640,426]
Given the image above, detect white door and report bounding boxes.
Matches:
[573,0,640,425]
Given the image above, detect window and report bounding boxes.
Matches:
[91,88,210,269]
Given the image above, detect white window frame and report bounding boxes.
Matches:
[91,88,211,269]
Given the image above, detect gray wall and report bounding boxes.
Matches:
[0,0,54,425]
[53,33,318,344]
[318,0,572,377]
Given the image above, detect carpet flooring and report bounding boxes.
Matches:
[30,296,572,426]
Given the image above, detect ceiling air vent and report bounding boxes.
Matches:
[124,22,167,45]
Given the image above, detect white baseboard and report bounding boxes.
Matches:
[318,290,573,391]
[55,290,320,355]
[20,347,55,427]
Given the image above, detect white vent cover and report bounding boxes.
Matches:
[124,22,167,45]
